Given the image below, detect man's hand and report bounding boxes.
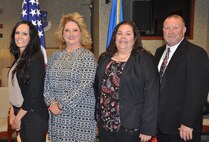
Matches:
[178,124,193,141]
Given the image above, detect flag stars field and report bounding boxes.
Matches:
[21,0,47,64]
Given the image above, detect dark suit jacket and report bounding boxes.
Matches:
[16,52,49,120]
[155,38,209,134]
[95,50,159,135]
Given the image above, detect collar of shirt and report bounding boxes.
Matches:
[158,38,184,71]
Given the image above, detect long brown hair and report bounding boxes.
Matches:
[10,20,42,83]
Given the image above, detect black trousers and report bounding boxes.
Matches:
[19,110,48,142]
[98,124,140,142]
[157,130,201,142]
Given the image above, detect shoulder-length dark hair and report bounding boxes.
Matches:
[105,20,143,56]
[10,20,42,83]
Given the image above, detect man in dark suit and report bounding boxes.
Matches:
[155,14,209,142]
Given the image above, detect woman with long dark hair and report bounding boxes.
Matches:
[95,21,159,142]
[8,20,48,142]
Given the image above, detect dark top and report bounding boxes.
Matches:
[16,52,49,120]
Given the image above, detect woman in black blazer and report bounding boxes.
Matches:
[8,20,48,142]
[95,21,159,142]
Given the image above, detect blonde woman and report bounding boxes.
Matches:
[44,12,97,141]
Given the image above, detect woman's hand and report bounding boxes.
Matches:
[9,105,16,126]
[139,133,152,142]
[11,108,27,131]
[12,117,21,130]
[49,101,63,115]
[9,113,16,126]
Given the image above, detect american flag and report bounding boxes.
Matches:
[21,0,47,63]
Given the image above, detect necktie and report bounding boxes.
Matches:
[159,48,170,78]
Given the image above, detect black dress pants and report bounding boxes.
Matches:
[157,130,201,142]
[19,110,48,142]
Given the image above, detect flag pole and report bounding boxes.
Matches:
[106,0,123,48]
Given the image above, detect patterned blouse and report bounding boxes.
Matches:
[44,47,97,142]
[99,60,126,132]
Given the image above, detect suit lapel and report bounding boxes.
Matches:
[155,46,166,65]
[97,55,111,84]
[121,53,136,78]
[161,39,189,87]
[98,53,136,83]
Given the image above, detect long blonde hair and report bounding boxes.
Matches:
[56,12,92,49]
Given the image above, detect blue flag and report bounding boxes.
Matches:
[21,0,47,63]
[106,0,123,48]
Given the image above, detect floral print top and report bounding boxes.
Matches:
[99,59,126,132]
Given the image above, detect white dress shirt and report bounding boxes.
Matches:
[158,38,184,72]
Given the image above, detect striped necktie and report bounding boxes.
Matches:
[159,48,170,78]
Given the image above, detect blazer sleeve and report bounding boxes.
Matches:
[139,53,160,135]
[21,53,45,111]
[181,46,209,128]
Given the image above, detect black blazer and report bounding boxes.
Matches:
[155,38,209,134]
[95,50,159,136]
[17,52,49,120]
